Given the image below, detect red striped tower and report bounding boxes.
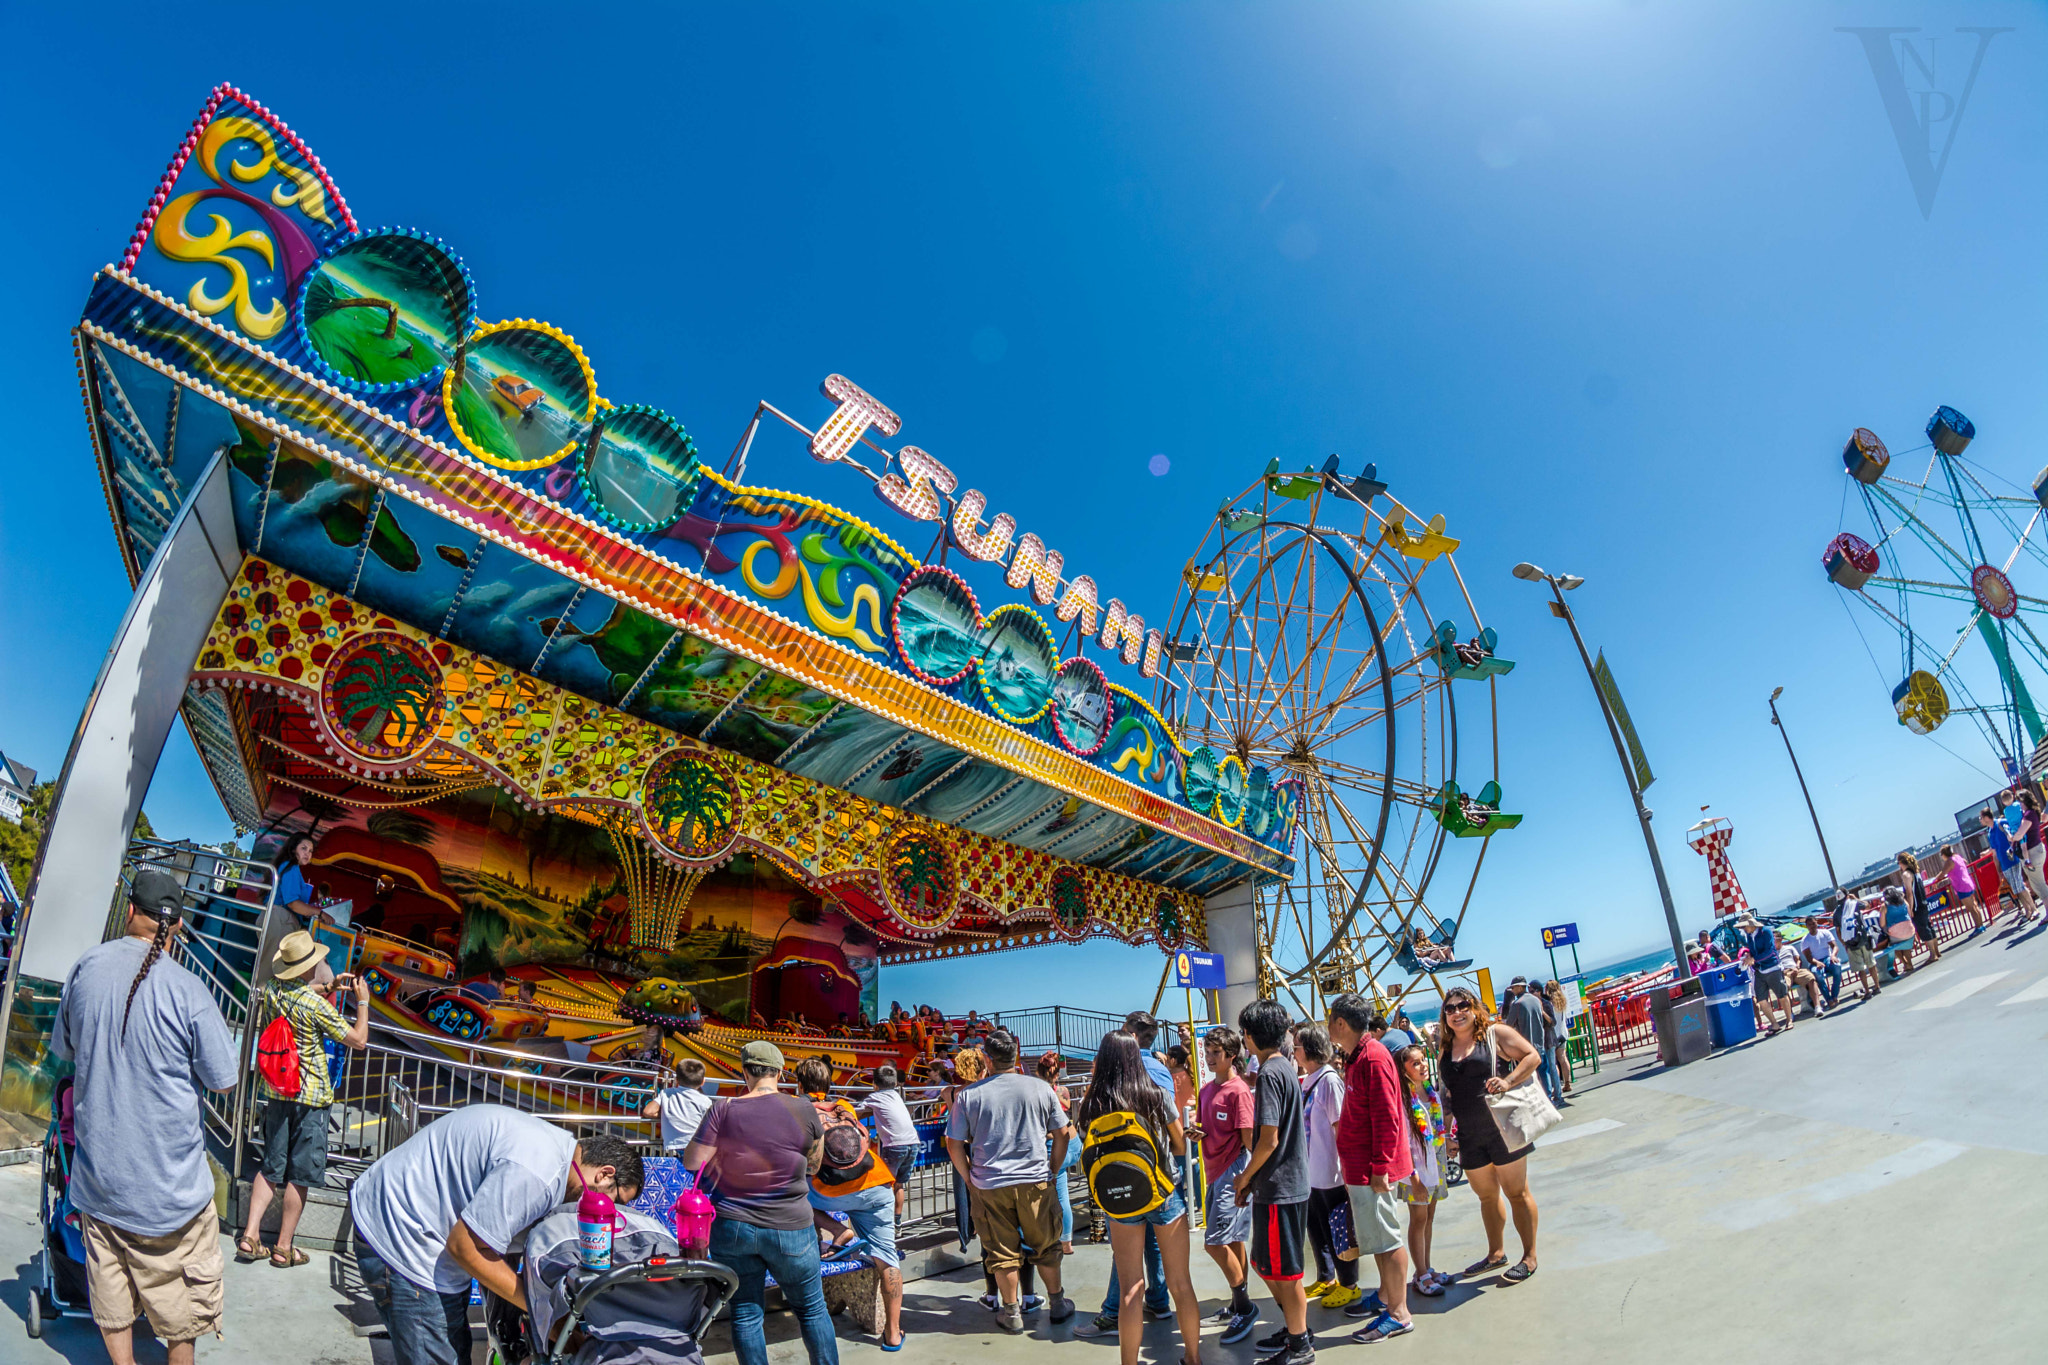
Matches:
[1686,812,1749,920]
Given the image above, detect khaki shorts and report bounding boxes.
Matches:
[81,1207,225,1341]
[1845,943,1877,971]
[969,1180,1062,1273]
[1344,1183,1406,1257]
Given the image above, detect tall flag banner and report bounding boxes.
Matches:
[1594,650,1654,791]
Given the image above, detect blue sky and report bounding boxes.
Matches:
[4,3,2046,1016]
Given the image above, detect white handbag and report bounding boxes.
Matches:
[1481,1029,1561,1149]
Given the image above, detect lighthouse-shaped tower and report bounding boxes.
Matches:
[1686,810,1750,920]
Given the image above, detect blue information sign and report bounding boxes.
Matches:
[1540,922,1579,949]
[1173,950,1226,989]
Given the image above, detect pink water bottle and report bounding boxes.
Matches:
[672,1185,716,1255]
[578,1186,617,1270]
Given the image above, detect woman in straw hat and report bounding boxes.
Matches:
[237,930,369,1267]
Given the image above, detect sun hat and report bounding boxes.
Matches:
[740,1039,785,1070]
[271,929,329,980]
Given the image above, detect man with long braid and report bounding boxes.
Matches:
[49,868,238,1365]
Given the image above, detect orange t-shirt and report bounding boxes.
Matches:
[809,1097,895,1196]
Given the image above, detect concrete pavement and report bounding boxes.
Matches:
[6,914,2046,1362]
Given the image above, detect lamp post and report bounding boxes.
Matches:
[1513,563,1691,980]
[1768,686,1840,889]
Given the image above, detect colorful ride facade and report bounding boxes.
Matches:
[0,86,1292,1110]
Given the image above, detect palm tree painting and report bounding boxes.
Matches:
[1156,894,1183,948]
[885,831,953,926]
[328,636,441,759]
[1051,868,1089,935]
[645,754,736,858]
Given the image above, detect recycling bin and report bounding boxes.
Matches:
[1648,982,1712,1067]
[1703,988,1757,1048]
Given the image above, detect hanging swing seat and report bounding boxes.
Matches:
[1431,779,1522,838]
[1431,621,1514,680]
[1394,915,1471,974]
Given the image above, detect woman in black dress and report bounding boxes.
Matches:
[1437,985,1545,1283]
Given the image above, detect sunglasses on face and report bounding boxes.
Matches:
[1444,1001,1474,1014]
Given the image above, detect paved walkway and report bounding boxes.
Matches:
[6,914,2046,1362]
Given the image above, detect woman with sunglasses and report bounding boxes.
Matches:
[1436,987,1542,1284]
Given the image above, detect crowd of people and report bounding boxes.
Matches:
[54,866,1567,1365]
[1681,801,2045,1037]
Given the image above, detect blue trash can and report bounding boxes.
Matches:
[1703,988,1757,1047]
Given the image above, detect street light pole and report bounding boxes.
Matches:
[1514,564,1692,981]
[1769,687,1840,889]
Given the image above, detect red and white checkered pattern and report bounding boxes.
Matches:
[1687,824,1749,919]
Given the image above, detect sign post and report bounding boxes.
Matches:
[1173,949,1226,1029]
[1541,922,1582,983]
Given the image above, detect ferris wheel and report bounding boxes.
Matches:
[1158,456,1515,1015]
[1827,406,2048,774]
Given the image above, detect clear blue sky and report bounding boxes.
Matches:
[5,3,2045,1014]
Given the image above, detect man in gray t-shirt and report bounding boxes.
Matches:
[943,1031,1072,1330]
[350,1105,645,1365]
[50,869,237,1358]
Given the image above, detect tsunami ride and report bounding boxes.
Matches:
[1,86,1516,1150]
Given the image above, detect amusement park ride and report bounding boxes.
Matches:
[1829,406,2048,779]
[0,87,1516,1122]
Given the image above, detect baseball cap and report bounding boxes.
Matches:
[1509,975,1527,986]
[129,868,188,919]
[740,1040,785,1071]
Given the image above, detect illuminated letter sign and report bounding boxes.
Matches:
[1006,533,1064,607]
[812,374,902,466]
[1054,574,1100,633]
[875,445,956,523]
[951,488,1016,563]
[1098,598,1166,677]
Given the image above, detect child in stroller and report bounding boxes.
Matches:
[485,1200,737,1365]
[26,1077,91,1339]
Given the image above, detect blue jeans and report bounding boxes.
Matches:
[711,1217,841,1365]
[1813,958,1843,1005]
[1537,1050,1564,1104]
[1051,1134,1082,1246]
[353,1234,469,1365]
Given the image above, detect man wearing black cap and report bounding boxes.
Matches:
[49,867,238,1365]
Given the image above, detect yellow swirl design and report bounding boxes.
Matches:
[739,539,800,599]
[200,116,336,226]
[153,192,287,338]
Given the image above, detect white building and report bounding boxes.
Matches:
[0,751,36,825]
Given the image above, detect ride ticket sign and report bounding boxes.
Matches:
[1174,950,1226,989]
[1541,922,1580,948]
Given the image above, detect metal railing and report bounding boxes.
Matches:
[126,839,280,1152]
[317,1017,677,1179]
[985,1007,1128,1056]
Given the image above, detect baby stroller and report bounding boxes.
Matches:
[485,1202,737,1365]
[27,1079,94,1338]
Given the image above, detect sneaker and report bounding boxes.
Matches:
[1255,1336,1316,1365]
[1145,1305,1175,1321]
[1350,1313,1415,1345]
[1256,1326,1314,1350]
[1343,1290,1386,1319]
[979,1293,1000,1312]
[1220,1306,1261,1344]
[1073,1312,1118,1338]
[1212,1305,1237,1324]
[996,1303,1025,1335]
[1320,1286,1362,1310]
[1022,1295,1045,1313]
[1048,1295,1075,1324]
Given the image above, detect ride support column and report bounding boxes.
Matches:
[1206,883,1260,1025]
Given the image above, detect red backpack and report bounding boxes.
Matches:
[257,1013,301,1097]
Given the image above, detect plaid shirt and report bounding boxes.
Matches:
[260,978,350,1108]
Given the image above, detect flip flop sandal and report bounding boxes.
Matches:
[1462,1254,1508,1277]
[1502,1260,1537,1283]
[270,1247,310,1268]
[881,1332,907,1352]
[235,1237,269,1263]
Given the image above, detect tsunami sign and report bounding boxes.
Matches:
[1174,950,1225,989]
